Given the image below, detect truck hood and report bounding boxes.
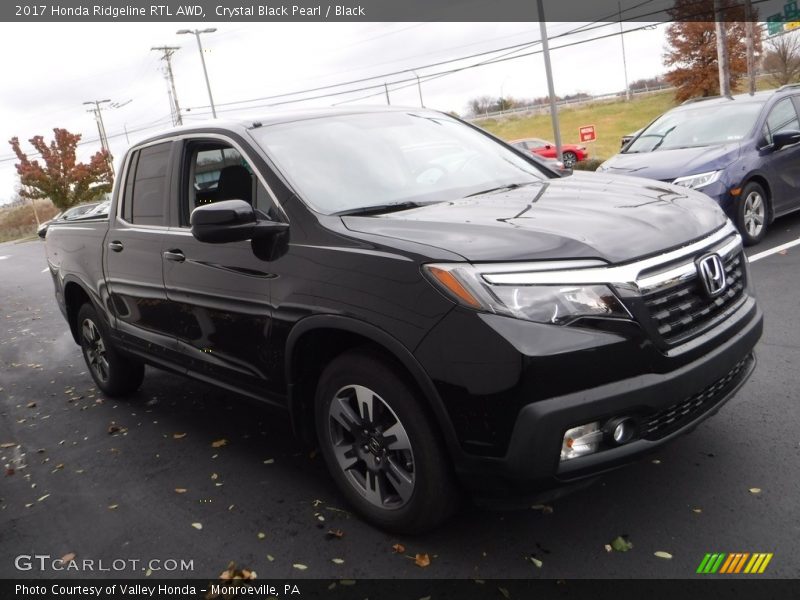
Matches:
[598,143,741,182]
[341,172,728,264]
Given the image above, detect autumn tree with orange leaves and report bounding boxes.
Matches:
[9,128,113,210]
[664,0,761,102]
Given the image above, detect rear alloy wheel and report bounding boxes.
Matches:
[315,350,457,533]
[562,151,578,168]
[77,303,145,397]
[737,182,768,246]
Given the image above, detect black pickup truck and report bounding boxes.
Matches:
[45,107,763,533]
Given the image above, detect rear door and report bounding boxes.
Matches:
[104,141,181,364]
[762,96,800,215]
[159,135,286,403]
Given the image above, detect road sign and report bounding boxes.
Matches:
[579,125,597,143]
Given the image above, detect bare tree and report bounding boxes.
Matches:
[763,31,800,87]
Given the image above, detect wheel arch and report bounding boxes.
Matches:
[285,315,462,460]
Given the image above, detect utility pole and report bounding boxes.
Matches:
[384,82,391,105]
[619,1,631,101]
[744,0,757,95]
[536,0,563,163]
[151,45,183,125]
[410,70,424,107]
[714,0,732,97]
[177,28,218,118]
[83,99,114,175]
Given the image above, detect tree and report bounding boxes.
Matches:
[663,0,761,102]
[763,31,800,87]
[9,128,113,210]
[467,95,498,116]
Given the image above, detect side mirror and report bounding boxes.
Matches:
[772,129,800,150]
[190,199,288,244]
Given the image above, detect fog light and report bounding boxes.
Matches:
[560,422,602,461]
[605,417,636,445]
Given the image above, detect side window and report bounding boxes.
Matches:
[184,142,275,225]
[763,98,800,145]
[125,142,171,226]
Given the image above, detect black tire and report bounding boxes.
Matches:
[314,349,458,534]
[736,181,769,246]
[562,151,578,168]
[76,303,144,397]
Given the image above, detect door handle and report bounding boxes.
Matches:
[163,249,186,263]
[108,241,124,252]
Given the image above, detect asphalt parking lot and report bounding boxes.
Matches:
[1,214,799,580]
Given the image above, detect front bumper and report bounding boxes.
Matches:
[416,295,762,498]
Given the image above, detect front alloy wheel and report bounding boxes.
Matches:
[315,350,457,533]
[327,384,415,509]
[737,181,768,245]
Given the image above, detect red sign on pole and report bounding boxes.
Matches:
[579,125,597,143]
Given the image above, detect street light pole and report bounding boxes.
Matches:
[536,0,563,163]
[177,28,218,119]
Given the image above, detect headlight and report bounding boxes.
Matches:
[672,170,722,190]
[422,263,631,325]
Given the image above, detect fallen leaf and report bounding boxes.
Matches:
[37,494,50,502]
[652,459,661,465]
[191,522,203,530]
[107,423,122,434]
[174,488,188,494]
[610,536,633,552]
[654,551,673,560]
[257,532,266,539]
[326,529,344,539]
[26,402,36,408]
[779,249,788,255]
[529,556,543,568]
[331,558,345,565]
[60,553,75,563]
[173,433,187,439]
[292,563,308,570]
[692,508,702,514]
[53,463,64,471]
[5,468,14,476]
[108,504,119,510]
[414,553,431,568]
[531,504,553,514]
[266,555,275,562]
[392,543,406,553]
[498,587,511,599]
[263,459,274,464]
[749,487,762,494]
[0,442,17,449]
[211,439,227,448]
[211,473,219,480]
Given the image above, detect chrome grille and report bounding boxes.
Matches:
[641,251,746,344]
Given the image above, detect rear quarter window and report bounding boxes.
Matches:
[123,142,171,226]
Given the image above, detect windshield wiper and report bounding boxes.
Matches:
[465,181,539,197]
[335,201,427,216]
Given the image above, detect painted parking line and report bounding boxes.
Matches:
[749,236,800,263]
[0,255,9,260]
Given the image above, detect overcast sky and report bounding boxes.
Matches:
[0,20,670,204]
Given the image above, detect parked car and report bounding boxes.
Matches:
[37,201,104,238]
[599,86,800,245]
[509,138,588,167]
[45,108,762,533]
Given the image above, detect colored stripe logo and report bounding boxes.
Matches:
[696,553,773,574]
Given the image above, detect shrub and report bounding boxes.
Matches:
[572,158,604,171]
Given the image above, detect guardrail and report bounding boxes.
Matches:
[469,85,674,121]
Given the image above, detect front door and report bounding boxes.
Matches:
[762,96,800,216]
[159,137,285,403]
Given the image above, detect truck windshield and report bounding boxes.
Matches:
[250,111,547,215]
[624,101,764,153]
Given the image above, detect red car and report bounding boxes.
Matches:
[509,138,588,168]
